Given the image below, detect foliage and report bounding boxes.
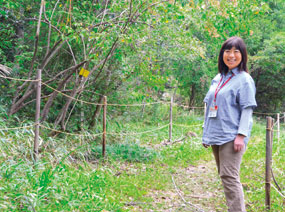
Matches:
[0,104,284,211]
[0,0,284,211]
[91,143,158,162]
[250,32,285,112]
[0,0,284,128]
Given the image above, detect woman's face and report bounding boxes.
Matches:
[223,47,242,70]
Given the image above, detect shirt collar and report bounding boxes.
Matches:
[222,67,239,76]
[230,67,239,75]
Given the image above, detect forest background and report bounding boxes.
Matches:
[0,0,284,128]
[0,0,284,211]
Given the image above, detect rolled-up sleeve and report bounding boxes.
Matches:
[237,78,257,110]
[238,107,253,137]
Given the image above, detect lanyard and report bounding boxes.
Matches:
[214,73,235,102]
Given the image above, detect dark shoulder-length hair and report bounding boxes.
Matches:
[218,36,248,73]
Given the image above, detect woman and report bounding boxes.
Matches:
[202,36,257,212]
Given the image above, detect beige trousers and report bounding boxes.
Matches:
[212,141,246,212]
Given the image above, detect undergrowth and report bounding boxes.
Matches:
[0,104,284,211]
[90,143,159,162]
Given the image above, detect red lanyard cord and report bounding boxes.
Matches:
[214,73,235,102]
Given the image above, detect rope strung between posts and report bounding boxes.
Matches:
[267,119,285,133]
[265,118,284,201]
[174,103,204,109]
[253,111,280,115]
[1,74,285,113]
[39,124,169,137]
[107,124,169,135]
[0,75,40,82]
[274,119,279,126]
[107,101,170,107]
[173,123,203,128]
[272,129,285,133]
[0,124,35,131]
[42,82,104,106]
[39,124,103,137]
[42,82,170,107]
[2,75,284,113]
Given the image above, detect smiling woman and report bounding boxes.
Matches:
[223,47,242,70]
[202,36,257,212]
[218,36,248,74]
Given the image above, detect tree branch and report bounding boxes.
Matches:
[30,0,45,72]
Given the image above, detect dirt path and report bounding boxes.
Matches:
[128,160,228,212]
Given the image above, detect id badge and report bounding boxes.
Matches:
[208,102,218,118]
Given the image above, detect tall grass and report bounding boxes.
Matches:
[0,103,284,211]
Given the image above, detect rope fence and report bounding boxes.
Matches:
[253,111,278,115]
[2,74,284,113]
[0,124,35,131]
[42,82,105,106]
[174,103,204,109]
[173,123,203,128]
[2,72,284,209]
[2,72,284,157]
[265,116,284,209]
[106,124,170,136]
[39,124,103,137]
[42,82,170,107]
[0,75,40,82]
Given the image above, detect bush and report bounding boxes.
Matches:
[90,143,158,162]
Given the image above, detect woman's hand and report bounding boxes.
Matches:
[234,134,245,152]
[202,143,210,148]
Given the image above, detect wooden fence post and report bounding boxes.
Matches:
[169,96,173,142]
[277,113,280,143]
[265,116,274,210]
[34,69,42,161]
[102,96,107,157]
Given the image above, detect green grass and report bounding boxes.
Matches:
[241,119,285,211]
[0,104,284,211]
[90,143,159,162]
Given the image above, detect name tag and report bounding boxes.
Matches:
[208,103,218,118]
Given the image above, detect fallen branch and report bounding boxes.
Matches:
[171,174,205,212]
[172,136,187,144]
[271,184,285,199]
[271,168,283,195]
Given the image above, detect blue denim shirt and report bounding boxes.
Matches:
[202,68,257,146]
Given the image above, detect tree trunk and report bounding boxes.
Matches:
[189,84,196,108]
[41,72,74,122]
[89,96,104,129]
